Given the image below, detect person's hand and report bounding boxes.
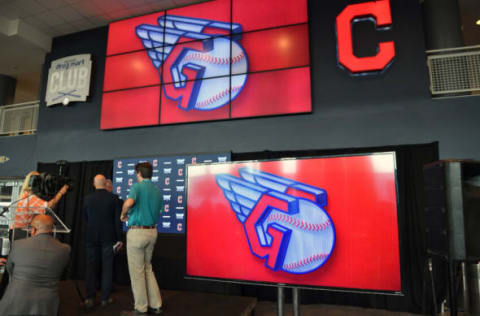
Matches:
[120,214,128,222]
[0,258,7,266]
[59,184,69,195]
[114,242,124,252]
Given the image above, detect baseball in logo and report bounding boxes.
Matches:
[216,168,335,274]
[136,16,248,111]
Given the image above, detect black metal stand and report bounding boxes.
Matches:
[428,258,438,316]
[447,258,458,316]
[276,287,301,316]
[277,286,285,316]
[461,262,469,314]
[292,287,300,316]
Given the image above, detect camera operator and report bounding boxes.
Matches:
[0,171,69,300]
[12,171,69,239]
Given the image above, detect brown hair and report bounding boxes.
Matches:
[135,162,153,179]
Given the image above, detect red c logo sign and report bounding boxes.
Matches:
[336,0,395,74]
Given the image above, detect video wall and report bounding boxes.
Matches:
[101,0,311,129]
[113,152,230,234]
[186,152,402,292]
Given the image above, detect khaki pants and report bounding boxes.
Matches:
[126,228,162,312]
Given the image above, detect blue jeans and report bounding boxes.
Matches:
[86,242,114,301]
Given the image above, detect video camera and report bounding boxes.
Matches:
[29,173,74,201]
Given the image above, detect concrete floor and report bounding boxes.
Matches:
[45,280,461,316]
[254,301,418,316]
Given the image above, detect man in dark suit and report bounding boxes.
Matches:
[83,174,123,308]
[0,214,70,316]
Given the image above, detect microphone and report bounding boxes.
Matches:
[0,207,8,218]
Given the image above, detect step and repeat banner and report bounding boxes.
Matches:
[114,152,230,234]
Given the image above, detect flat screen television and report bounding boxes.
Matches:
[185,152,402,293]
[101,0,311,129]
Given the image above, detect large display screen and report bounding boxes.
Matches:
[186,152,402,292]
[101,0,311,129]
[113,152,230,234]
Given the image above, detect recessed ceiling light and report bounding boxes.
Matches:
[477,19,480,26]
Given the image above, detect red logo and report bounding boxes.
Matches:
[336,0,395,74]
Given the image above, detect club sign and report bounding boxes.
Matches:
[45,54,92,106]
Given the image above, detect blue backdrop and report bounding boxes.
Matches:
[113,152,230,234]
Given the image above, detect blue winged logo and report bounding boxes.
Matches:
[135,16,248,111]
[216,168,335,274]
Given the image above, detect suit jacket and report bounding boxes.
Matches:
[0,233,70,316]
[83,189,122,245]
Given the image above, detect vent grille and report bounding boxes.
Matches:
[427,45,480,97]
[0,101,39,136]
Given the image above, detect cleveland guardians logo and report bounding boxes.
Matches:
[136,16,248,111]
[216,168,335,274]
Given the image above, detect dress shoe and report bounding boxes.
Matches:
[101,297,114,307]
[148,307,164,314]
[84,299,94,309]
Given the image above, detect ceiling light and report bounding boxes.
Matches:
[477,19,480,26]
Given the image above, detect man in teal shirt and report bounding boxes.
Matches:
[120,162,163,315]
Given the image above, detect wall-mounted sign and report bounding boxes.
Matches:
[336,0,395,74]
[45,54,92,106]
[101,0,311,129]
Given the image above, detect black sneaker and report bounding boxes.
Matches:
[148,307,164,315]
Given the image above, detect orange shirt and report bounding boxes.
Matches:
[12,192,48,229]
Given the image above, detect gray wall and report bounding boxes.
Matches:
[1,0,479,177]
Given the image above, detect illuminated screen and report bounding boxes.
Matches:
[101,0,311,129]
[186,152,402,292]
[113,152,230,234]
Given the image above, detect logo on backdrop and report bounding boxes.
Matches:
[136,16,248,111]
[216,168,335,274]
[45,54,92,106]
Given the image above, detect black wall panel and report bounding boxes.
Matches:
[0,0,479,177]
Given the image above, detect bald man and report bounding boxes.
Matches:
[0,215,70,316]
[83,174,123,308]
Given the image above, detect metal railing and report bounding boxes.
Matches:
[426,45,480,97]
[0,101,39,136]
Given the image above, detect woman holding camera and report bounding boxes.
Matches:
[11,171,69,236]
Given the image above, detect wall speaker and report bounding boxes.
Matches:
[423,160,480,260]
